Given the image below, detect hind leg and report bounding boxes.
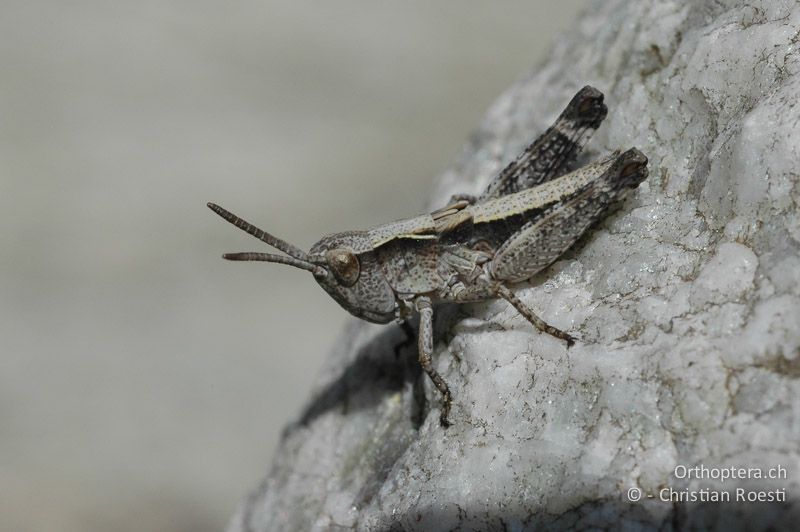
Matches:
[484,149,649,344]
[480,85,608,200]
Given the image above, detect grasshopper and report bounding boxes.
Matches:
[209,86,648,427]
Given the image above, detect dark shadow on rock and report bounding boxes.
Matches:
[292,303,465,429]
[294,322,419,428]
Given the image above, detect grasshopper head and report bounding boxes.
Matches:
[307,232,396,324]
[209,203,396,324]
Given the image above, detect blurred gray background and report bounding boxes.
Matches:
[0,1,585,530]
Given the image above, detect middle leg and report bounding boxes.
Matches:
[491,283,576,346]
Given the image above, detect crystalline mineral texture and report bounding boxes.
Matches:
[230,0,800,529]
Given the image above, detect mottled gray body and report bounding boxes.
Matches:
[209,86,648,426]
[365,150,644,311]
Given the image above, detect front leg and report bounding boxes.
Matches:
[414,296,452,427]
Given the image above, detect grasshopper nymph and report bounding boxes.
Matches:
[209,86,648,427]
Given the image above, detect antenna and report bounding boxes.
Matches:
[207,202,309,260]
[221,252,319,273]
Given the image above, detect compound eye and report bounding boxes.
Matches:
[325,248,360,286]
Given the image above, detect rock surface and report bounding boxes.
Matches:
[230,0,800,529]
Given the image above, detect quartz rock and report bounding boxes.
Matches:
[230,0,800,529]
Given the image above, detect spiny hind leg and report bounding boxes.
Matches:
[415,296,452,427]
[491,283,576,347]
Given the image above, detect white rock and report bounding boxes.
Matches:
[230,1,800,529]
